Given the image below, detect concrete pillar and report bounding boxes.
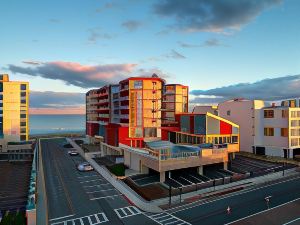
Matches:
[141,165,149,174]
[160,171,165,183]
[232,152,236,159]
[289,149,293,159]
[224,162,228,170]
[197,166,203,175]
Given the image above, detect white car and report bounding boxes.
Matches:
[77,162,94,172]
[68,150,79,156]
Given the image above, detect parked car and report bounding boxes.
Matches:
[77,162,94,172]
[68,150,79,156]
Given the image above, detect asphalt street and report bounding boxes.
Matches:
[41,138,162,225]
[167,175,300,225]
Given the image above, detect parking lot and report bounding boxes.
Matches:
[41,138,159,225]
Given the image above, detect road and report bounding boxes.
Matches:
[41,138,161,225]
[166,175,300,225]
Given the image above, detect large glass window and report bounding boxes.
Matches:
[134,80,142,89]
[281,128,288,137]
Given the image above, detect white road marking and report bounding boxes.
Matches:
[114,206,142,219]
[80,179,104,183]
[168,176,300,214]
[144,212,191,225]
[224,197,300,225]
[90,194,121,200]
[49,214,75,221]
[282,217,300,225]
[50,212,108,225]
[83,183,110,188]
[86,188,115,194]
[77,174,99,179]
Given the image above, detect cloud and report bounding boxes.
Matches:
[164,50,186,59]
[178,41,201,48]
[30,91,85,108]
[22,60,41,65]
[154,0,282,33]
[29,91,85,114]
[7,61,137,88]
[87,28,116,44]
[122,20,143,31]
[96,2,121,13]
[49,18,61,23]
[190,75,300,104]
[202,38,225,47]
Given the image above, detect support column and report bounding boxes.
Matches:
[197,166,203,175]
[160,171,165,183]
[224,162,228,170]
[232,152,236,159]
[141,165,149,174]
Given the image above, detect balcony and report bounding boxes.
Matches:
[119,96,129,101]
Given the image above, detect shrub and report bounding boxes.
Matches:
[109,164,125,176]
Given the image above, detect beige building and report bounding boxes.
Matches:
[0,74,29,152]
[218,99,265,153]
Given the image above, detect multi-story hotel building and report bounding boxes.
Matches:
[161,84,188,126]
[218,98,300,158]
[86,75,165,147]
[0,74,29,152]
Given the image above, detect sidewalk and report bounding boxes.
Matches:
[152,167,299,207]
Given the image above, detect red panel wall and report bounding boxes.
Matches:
[86,123,99,136]
[220,121,232,135]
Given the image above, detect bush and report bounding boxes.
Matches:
[0,211,26,225]
[109,164,125,176]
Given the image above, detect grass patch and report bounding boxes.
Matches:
[108,164,125,176]
[0,211,26,225]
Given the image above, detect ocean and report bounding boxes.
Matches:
[29,114,85,135]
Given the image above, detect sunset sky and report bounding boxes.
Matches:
[1,0,300,114]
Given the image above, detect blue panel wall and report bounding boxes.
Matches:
[99,124,105,137]
[194,115,206,135]
[180,115,190,133]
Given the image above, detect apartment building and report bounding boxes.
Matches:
[0,74,29,152]
[161,84,188,126]
[86,75,166,147]
[218,98,300,158]
[253,102,300,158]
[218,99,265,153]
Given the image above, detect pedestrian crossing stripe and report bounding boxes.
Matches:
[114,206,142,219]
[51,212,108,225]
[144,212,191,225]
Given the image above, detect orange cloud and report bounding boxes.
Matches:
[30,107,85,115]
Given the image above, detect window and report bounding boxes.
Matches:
[134,80,142,89]
[282,110,288,118]
[291,138,299,146]
[291,111,300,118]
[227,110,231,116]
[20,92,26,97]
[21,99,26,104]
[291,129,300,136]
[20,114,26,118]
[264,110,274,118]
[20,122,26,127]
[232,136,238,143]
[264,127,274,136]
[281,128,288,137]
[291,120,300,127]
[20,84,27,90]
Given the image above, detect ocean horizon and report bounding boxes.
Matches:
[29,114,85,135]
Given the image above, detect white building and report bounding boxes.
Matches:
[218,99,265,153]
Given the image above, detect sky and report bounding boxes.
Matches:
[1,0,300,114]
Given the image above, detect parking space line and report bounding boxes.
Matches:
[90,194,121,200]
[86,188,115,194]
[144,212,191,225]
[77,175,99,179]
[80,179,104,183]
[83,183,110,188]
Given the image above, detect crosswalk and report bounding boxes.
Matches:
[114,206,142,219]
[145,212,191,225]
[51,212,108,225]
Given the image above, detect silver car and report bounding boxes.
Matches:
[77,162,94,172]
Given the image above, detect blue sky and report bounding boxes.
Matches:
[1,0,300,113]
